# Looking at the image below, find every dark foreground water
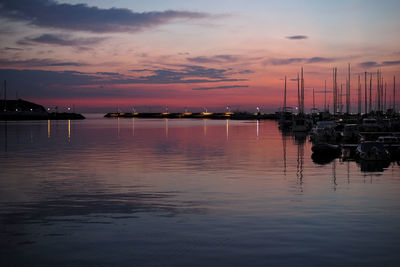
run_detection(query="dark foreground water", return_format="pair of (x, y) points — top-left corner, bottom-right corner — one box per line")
(1, 115), (400, 266)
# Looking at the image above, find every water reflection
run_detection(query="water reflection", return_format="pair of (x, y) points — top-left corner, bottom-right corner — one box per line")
(2, 121), (7, 152)
(282, 132), (287, 176)
(132, 118), (135, 137)
(296, 140), (304, 191)
(68, 119), (71, 141)
(1, 117), (400, 266)
(311, 152), (340, 165)
(47, 119), (50, 138)
(358, 159), (391, 172)
(256, 119), (259, 138)
(226, 119), (229, 141)
(165, 118), (168, 138)
(332, 160), (337, 191)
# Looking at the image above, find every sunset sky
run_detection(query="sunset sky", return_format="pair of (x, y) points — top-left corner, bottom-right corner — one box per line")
(0, 0), (399, 112)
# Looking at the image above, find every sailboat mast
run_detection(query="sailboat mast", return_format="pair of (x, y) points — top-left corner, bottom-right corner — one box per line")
(335, 67), (338, 115)
(341, 83), (343, 114)
(324, 80), (327, 112)
(369, 73), (372, 112)
(358, 74), (361, 115)
(381, 75), (384, 112)
(297, 73), (300, 112)
(384, 82), (387, 112)
(284, 76), (287, 110)
(364, 71), (367, 114)
(394, 76), (396, 112)
(301, 67), (304, 114)
(347, 64), (351, 114)
(333, 68), (336, 115)
(313, 88), (315, 110)
(3, 80), (6, 112)
(377, 70), (380, 112)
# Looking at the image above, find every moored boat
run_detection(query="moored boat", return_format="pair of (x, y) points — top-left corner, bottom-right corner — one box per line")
(356, 141), (390, 161)
(311, 143), (341, 154)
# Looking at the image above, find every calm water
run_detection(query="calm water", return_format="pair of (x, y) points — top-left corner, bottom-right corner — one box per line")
(1, 115), (400, 266)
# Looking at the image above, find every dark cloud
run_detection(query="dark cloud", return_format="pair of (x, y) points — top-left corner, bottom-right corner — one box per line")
(0, 0), (211, 33)
(237, 69), (254, 74)
(267, 57), (305, 65)
(286, 35), (308, 40)
(359, 60), (400, 68)
(0, 58), (86, 67)
(96, 72), (121, 76)
(18, 33), (106, 47)
(130, 69), (152, 72)
(0, 66), (248, 98)
(192, 85), (248, 91)
(0, 69), (98, 98)
(359, 61), (379, 68)
(130, 65), (247, 84)
(307, 57), (333, 63)
(265, 57), (334, 66)
(2, 47), (23, 51)
(382, 60), (400, 66)
(187, 54), (240, 64)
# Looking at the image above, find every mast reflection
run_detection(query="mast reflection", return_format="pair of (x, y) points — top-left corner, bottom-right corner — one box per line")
(68, 120), (71, 141)
(165, 118), (168, 138)
(256, 120), (259, 139)
(3, 121), (7, 152)
(132, 118), (135, 137)
(226, 119), (229, 141)
(117, 117), (120, 138)
(296, 140), (304, 191)
(282, 132), (287, 176)
(47, 119), (51, 138)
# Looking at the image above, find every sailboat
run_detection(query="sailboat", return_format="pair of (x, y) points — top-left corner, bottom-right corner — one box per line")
(279, 76), (294, 130)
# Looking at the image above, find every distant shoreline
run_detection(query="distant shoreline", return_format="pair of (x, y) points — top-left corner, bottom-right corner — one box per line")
(104, 112), (278, 120)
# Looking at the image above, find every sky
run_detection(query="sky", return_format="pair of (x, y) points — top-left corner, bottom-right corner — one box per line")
(0, 0), (399, 113)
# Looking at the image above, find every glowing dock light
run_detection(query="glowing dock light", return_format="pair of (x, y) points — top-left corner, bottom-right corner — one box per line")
(202, 107), (213, 116)
(225, 106), (233, 116)
(162, 106), (170, 115)
(183, 107), (192, 115)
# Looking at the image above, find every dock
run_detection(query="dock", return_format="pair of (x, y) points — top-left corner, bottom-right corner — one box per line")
(104, 112), (278, 120)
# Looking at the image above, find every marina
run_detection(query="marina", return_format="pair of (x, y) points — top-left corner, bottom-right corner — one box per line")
(1, 0), (400, 265)
(1, 116), (400, 266)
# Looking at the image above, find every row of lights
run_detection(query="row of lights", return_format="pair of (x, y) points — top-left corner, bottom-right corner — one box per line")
(127, 106), (263, 114)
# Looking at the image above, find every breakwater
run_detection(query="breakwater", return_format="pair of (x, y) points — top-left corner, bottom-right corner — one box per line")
(104, 112), (278, 120)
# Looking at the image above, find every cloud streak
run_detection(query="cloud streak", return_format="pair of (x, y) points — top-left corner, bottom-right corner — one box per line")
(18, 34), (106, 47)
(0, 58), (86, 67)
(0, 67), (249, 100)
(0, 0), (211, 33)
(192, 85), (248, 91)
(359, 60), (400, 68)
(187, 54), (240, 64)
(130, 65), (247, 84)
(286, 35), (308, 40)
(265, 57), (334, 65)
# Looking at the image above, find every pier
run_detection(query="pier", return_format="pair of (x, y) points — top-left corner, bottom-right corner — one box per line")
(104, 112), (278, 120)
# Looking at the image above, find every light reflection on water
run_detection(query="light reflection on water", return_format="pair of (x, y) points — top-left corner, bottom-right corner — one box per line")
(1, 115), (400, 266)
